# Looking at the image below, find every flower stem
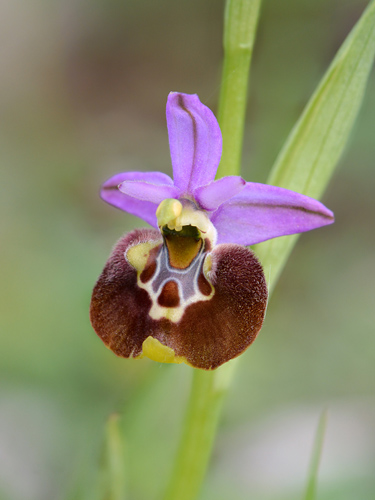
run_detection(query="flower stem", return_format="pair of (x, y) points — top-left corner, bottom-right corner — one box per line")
(162, 1), (375, 498)
(162, 2), (262, 500)
(162, 363), (236, 500)
(216, 0), (262, 178)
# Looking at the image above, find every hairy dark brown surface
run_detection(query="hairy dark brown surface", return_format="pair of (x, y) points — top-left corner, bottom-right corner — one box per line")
(90, 229), (161, 357)
(90, 230), (268, 369)
(167, 244), (268, 369)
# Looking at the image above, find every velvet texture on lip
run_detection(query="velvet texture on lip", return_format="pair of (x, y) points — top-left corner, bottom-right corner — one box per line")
(90, 92), (334, 370)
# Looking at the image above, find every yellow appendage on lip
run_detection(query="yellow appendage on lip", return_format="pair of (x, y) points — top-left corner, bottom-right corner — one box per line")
(138, 336), (186, 364)
(126, 241), (160, 272)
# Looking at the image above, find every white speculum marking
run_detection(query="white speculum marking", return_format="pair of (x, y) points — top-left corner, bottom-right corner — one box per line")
(127, 199), (217, 323)
(139, 241), (213, 323)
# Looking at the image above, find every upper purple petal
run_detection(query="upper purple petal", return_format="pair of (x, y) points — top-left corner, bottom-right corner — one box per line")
(101, 171), (174, 227)
(194, 176), (246, 211)
(166, 92), (222, 195)
(211, 182), (334, 245)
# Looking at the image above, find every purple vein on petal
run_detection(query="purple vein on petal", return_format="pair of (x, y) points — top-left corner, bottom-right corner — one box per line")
(211, 182), (334, 246)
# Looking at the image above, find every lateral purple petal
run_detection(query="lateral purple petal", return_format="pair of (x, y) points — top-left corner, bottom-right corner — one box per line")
(166, 92), (222, 195)
(194, 176), (246, 211)
(101, 171), (174, 227)
(211, 183), (334, 245)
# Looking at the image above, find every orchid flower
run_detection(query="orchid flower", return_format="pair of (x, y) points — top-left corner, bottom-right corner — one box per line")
(90, 92), (333, 370)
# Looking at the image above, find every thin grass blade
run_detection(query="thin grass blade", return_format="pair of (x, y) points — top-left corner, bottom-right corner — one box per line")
(98, 413), (127, 500)
(304, 410), (328, 500)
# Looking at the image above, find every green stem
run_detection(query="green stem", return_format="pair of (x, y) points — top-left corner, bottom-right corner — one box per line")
(163, 364), (236, 500)
(162, 2), (375, 499)
(217, 0), (262, 178)
(162, 2), (262, 500)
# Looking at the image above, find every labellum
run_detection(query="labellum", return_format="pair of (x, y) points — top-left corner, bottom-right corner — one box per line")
(90, 198), (268, 369)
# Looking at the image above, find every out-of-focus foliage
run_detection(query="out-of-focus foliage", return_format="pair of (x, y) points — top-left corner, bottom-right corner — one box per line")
(0, 1), (374, 500)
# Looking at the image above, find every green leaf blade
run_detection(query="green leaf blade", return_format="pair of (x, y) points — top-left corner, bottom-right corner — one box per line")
(270, 0), (375, 197)
(256, 0), (375, 289)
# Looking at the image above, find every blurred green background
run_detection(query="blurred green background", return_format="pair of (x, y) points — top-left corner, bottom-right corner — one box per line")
(1, 0), (374, 499)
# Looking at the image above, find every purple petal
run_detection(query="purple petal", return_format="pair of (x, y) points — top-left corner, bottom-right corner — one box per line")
(194, 176), (246, 211)
(166, 92), (222, 195)
(119, 180), (180, 204)
(211, 183), (334, 245)
(101, 171), (174, 227)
